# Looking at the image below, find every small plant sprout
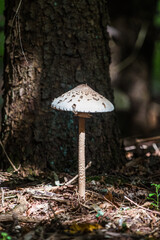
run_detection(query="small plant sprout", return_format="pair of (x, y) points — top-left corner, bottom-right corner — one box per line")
(147, 183), (160, 210)
(51, 84), (114, 199)
(0, 232), (11, 240)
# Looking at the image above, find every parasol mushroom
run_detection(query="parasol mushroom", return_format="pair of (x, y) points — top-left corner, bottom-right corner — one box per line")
(51, 84), (114, 199)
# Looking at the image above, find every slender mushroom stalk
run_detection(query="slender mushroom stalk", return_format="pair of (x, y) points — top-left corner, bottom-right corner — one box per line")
(51, 84), (114, 199)
(78, 116), (85, 198)
(77, 113), (91, 199)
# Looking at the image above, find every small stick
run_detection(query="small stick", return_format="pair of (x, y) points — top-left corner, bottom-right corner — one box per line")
(1, 188), (4, 207)
(4, 195), (18, 199)
(65, 161), (92, 186)
(136, 136), (160, 143)
(124, 195), (160, 215)
(152, 143), (160, 155)
(0, 214), (43, 223)
(32, 195), (68, 203)
(103, 196), (119, 209)
(0, 140), (19, 172)
(86, 190), (119, 209)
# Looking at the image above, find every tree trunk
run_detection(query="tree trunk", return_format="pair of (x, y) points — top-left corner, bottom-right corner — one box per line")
(1, 0), (125, 173)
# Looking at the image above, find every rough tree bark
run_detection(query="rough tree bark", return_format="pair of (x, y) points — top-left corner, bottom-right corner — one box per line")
(1, 0), (125, 173)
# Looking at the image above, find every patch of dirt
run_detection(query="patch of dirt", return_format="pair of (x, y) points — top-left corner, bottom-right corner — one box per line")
(0, 136), (160, 239)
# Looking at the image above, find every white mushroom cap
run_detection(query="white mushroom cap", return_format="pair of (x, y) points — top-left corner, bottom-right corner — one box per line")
(51, 84), (114, 113)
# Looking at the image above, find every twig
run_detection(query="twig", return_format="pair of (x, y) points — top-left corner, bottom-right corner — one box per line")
(0, 140), (19, 171)
(124, 195), (160, 215)
(136, 135), (160, 143)
(125, 145), (136, 151)
(1, 188), (4, 207)
(104, 231), (136, 238)
(80, 202), (92, 210)
(86, 190), (119, 209)
(103, 195), (119, 210)
(32, 195), (68, 203)
(152, 143), (160, 155)
(64, 161), (92, 186)
(149, 227), (160, 235)
(0, 214), (43, 223)
(4, 195), (18, 199)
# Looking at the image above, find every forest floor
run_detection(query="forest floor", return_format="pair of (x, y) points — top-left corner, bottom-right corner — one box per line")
(0, 136), (160, 240)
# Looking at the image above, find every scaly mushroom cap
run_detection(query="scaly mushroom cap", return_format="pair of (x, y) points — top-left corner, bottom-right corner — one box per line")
(51, 84), (114, 113)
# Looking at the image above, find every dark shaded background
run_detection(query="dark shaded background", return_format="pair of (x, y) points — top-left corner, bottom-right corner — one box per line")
(0, 0), (160, 137)
(108, 0), (160, 137)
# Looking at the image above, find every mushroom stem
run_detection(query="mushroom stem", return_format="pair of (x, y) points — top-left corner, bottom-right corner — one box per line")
(78, 116), (86, 199)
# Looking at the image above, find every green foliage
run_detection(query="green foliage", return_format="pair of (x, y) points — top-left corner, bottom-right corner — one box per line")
(154, 0), (160, 27)
(0, 0), (4, 18)
(152, 41), (160, 95)
(0, 232), (11, 240)
(152, 0), (160, 95)
(147, 183), (160, 210)
(121, 222), (128, 232)
(0, 32), (4, 57)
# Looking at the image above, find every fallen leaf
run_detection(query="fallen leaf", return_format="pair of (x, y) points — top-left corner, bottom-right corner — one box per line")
(65, 223), (102, 234)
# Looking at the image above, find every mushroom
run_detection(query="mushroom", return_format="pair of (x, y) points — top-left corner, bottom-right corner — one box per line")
(51, 84), (114, 199)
